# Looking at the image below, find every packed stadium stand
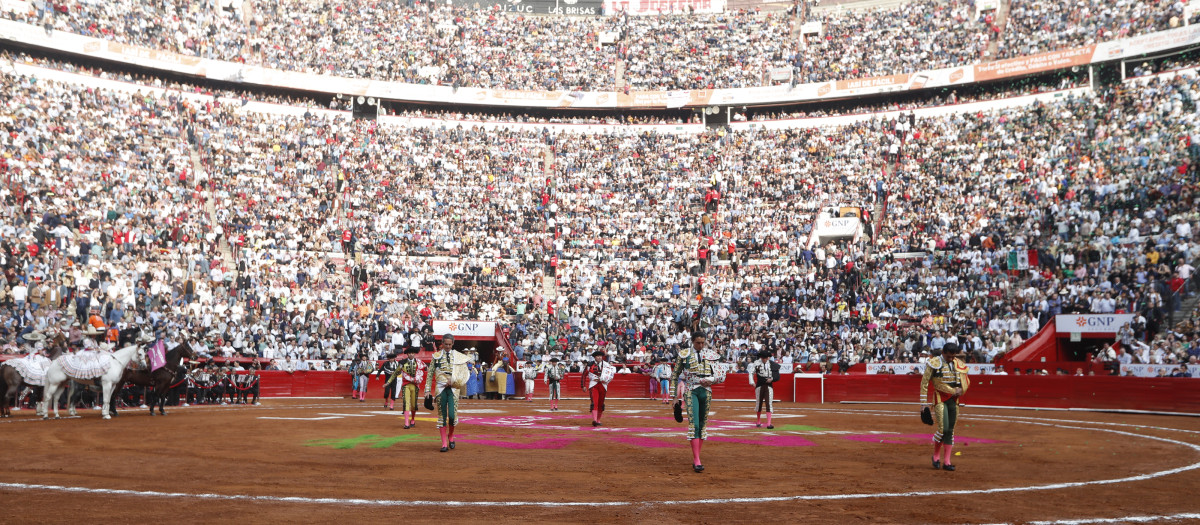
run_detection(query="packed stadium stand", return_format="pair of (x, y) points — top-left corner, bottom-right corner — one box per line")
(0, 0), (1197, 386)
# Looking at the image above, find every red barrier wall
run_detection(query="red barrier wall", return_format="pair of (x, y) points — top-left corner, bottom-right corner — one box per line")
(823, 374), (1200, 413)
(258, 372), (1200, 413)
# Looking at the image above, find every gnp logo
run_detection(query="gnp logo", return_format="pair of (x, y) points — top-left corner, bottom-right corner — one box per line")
(449, 322), (480, 332)
(1075, 316), (1118, 327)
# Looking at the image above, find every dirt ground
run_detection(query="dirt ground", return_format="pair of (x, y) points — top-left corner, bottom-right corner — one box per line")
(1, 398), (1198, 524)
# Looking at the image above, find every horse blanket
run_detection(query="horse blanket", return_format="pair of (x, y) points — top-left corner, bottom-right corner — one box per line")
(59, 351), (113, 379)
(149, 340), (166, 372)
(6, 354), (51, 386)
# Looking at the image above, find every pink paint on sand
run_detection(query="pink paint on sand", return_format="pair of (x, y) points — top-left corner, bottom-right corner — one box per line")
(841, 434), (1009, 445)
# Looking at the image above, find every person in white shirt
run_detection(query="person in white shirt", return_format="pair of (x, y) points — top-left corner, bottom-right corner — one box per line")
(520, 360), (540, 402)
(1179, 262), (1195, 281)
(12, 283), (28, 310)
(1176, 221), (1192, 239)
(282, 356), (298, 373)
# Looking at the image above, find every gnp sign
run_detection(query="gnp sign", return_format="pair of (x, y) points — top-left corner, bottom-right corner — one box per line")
(1053, 314), (1133, 334)
(433, 320), (497, 338)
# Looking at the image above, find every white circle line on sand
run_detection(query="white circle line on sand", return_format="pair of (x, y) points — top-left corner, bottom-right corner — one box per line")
(978, 512), (1200, 525)
(1, 419), (1198, 507)
(1033, 512), (1200, 524)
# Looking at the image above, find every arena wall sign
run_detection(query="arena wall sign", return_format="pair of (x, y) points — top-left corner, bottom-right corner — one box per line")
(449, 0), (603, 16)
(605, 0), (726, 15)
(1053, 314), (1135, 334)
(431, 320), (497, 338)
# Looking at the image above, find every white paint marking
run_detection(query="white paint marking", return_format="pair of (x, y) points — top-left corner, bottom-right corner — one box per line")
(0, 416), (81, 424)
(256, 416), (342, 421)
(1022, 513), (1200, 524)
(318, 413), (376, 418)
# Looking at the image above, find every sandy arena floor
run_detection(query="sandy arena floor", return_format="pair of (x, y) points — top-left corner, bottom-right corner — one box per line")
(1, 398), (1198, 524)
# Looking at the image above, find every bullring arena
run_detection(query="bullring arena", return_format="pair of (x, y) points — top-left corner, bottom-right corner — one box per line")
(6, 0), (1200, 521)
(2, 376), (1199, 524)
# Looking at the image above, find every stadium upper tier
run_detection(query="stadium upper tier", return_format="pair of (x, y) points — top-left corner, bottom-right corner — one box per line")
(0, 0), (1194, 104)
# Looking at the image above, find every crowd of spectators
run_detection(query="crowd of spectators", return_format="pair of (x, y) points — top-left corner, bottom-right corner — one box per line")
(997, 0), (1183, 60)
(0, 0), (1184, 91)
(0, 54), (1198, 378)
(796, 0), (993, 84)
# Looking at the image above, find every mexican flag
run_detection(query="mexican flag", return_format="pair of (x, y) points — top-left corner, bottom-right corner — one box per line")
(1007, 249), (1039, 270)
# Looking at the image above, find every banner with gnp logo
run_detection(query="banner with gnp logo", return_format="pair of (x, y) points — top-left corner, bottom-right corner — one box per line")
(1053, 314), (1134, 334)
(432, 320), (497, 338)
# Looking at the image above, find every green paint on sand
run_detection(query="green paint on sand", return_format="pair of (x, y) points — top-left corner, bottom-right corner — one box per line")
(305, 434), (439, 449)
(775, 425), (830, 432)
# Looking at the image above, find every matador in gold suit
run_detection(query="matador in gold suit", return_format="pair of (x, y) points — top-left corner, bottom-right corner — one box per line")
(398, 347), (425, 429)
(671, 333), (726, 473)
(920, 343), (970, 471)
(424, 334), (462, 453)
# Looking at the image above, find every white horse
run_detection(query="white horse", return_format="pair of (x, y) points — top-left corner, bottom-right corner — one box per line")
(42, 344), (146, 420)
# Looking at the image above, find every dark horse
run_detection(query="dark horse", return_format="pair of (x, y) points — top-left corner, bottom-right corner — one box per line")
(110, 339), (197, 417)
(0, 334), (67, 418)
